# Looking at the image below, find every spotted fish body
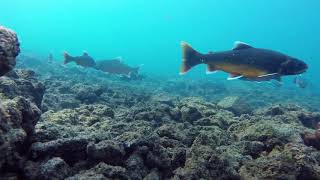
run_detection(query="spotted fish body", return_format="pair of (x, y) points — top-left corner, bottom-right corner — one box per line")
(95, 58), (140, 77)
(180, 41), (308, 81)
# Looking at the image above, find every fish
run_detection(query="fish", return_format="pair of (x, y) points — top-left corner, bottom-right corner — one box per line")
(95, 57), (141, 77)
(63, 51), (96, 68)
(179, 41), (308, 82)
(48, 53), (53, 63)
(293, 75), (308, 88)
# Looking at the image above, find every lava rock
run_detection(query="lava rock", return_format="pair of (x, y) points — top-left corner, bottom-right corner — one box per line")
(0, 26), (20, 76)
(87, 140), (126, 165)
(0, 97), (41, 173)
(239, 143), (320, 180)
(0, 68), (44, 177)
(30, 137), (90, 164)
(126, 152), (149, 179)
(39, 157), (71, 180)
(67, 163), (128, 180)
(180, 106), (202, 123)
(0, 69), (45, 107)
(218, 96), (252, 115)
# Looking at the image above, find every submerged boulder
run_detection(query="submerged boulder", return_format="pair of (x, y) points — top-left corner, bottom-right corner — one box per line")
(30, 137), (90, 165)
(239, 143), (320, 180)
(0, 72), (44, 177)
(1, 69), (45, 107)
(218, 96), (252, 115)
(39, 157), (72, 180)
(87, 140), (126, 165)
(0, 26), (20, 76)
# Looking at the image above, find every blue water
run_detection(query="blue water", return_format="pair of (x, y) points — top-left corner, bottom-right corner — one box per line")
(1, 0), (319, 80)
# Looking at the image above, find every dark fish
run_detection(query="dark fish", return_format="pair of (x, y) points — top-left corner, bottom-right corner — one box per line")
(63, 52), (96, 68)
(95, 58), (141, 77)
(180, 41), (308, 82)
(293, 76), (308, 88)
(48, 53), (53, 63)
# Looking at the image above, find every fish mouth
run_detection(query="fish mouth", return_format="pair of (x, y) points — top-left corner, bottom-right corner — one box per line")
(296, 69), (307, 74)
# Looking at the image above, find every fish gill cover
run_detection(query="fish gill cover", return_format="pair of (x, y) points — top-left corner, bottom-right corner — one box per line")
(1, 0), (320, 179)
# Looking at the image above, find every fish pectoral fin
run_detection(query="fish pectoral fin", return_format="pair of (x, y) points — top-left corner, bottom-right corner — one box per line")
(206, 64), (218, 74)
(83, 51), (89, 56)
(270, 80), (283, 87)
(227, 73), (244, 80)
(232, 41), (253, 50)
(274, 76), (282, 82)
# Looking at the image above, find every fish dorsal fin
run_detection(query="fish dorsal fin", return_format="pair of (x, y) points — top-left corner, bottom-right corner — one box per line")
(114, 56), (123, 62)
(233, 41), (253, 50)
(83, 51), (89, 56)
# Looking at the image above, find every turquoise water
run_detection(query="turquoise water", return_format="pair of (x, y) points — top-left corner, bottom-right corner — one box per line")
(1, 0), (319, 79)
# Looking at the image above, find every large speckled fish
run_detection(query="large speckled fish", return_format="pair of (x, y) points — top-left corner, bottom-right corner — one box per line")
(95, 58), (141, 77)
(180, 41), (308, 82)
(63, 52), (96, 68)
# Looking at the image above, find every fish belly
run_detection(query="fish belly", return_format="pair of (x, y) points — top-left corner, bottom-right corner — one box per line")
(214, 62), (267, 77)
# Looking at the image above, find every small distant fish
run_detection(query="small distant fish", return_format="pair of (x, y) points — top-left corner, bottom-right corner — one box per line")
(48, 53), (53, 63)
(63, 51), (96, 68)
(180, 41), (308, 82)
(293, 76), (308, 88)
(95, 58), (141, 77)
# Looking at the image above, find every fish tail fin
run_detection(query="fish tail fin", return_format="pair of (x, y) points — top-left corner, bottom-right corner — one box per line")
(133, 64), (144, 74)
(180, 41), (203, 75)
(63, 52), (73, 64)
(137, 64), (144, 71)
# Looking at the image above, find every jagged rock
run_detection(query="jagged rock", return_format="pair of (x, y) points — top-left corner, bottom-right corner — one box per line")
(239, 143), (320, 180)
(156, 123), (196, 146)
(298, 111), (320, 129)
(23, 160), (41, 180)
(67, 163), (128, 180)
(0, 26), (20, 76)
(41, 93), (80, 112)
(303, 122), (320, 150)
(0, 97), (41, 174)
(2, 47), (320, 180)
(151, 94), (175, 107)
(0, 68), (44, 178)
(144, 169), (160, 180)
(218, 96), (252, 115)
(0, 69), (45, 107)
(71, 84), (104, 104)
(145, 144), (171, 171)
(67, 173), (105, 180)
(229, 113), (305, 152)
(38, 157), (71, 180)
(30, 137), (90, 164)
(35, 104), (114, 142)
(173, 144), (240, 180)
(87, 140), (126, 165)
(180, 106), (202, 123)
(126, 151), (149, 179)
